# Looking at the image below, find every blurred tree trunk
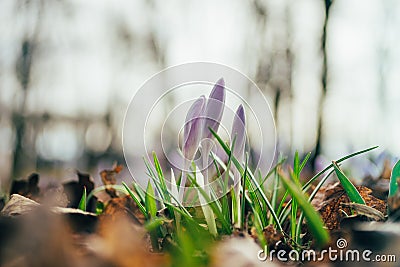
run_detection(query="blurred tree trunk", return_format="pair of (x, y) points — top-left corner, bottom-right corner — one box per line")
(253, 0), (293, 154)
(312, 0), (333, 171)
(11, 1), (43, 179)
(12, 40), (33, 179)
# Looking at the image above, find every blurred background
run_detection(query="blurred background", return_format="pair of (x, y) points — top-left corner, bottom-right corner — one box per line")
(1, 0), (400, 193)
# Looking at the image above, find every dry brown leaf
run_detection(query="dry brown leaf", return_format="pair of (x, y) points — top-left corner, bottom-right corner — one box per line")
(98, 195), (146, 228)
(312, 182), (387, 230)
(1, 194), (40, 216)
(263, 224), (284, 247)
(91, 213), (168, 267)
(100, 164), (123, 198)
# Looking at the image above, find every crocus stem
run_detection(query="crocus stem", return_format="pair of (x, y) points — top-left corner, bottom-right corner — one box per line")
(170, 168), (179, 204)
(178, 161), (189, 203)
(200, 142), (218, 236)
(170, 169), (182, 234)
(230, 105), (246, 228)
(233, 171), (241, 228)
(198, 181), (217, 236)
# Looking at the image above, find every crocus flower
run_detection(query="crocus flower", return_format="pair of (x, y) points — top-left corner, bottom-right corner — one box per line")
(178, 79), (225, 236)
(199, 78), (225, 236)
(179, 95), (206, 201)
(231, 104), (246, 228)
(231, 104), (246, 165)
(179, 78), (225, 207)
(200, 78), (226, 181)
(182, 95), (206, 161)
(200, 78), (225, 236)
(203, 78), (225, 139)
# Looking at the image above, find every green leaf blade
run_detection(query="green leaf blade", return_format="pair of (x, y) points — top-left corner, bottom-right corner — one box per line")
(389, 160), (400, 197)
(332, 161), (365, 205)
(122, 182), (147, 218)
(280, 175), (330, 247)
(78, 186), (87, 212)
(210, 128), (283, 232)
(279, 147), (378, 224)
(145, 181), (158, 218)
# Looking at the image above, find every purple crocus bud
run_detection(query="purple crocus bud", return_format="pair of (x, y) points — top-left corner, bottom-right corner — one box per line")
(231, 104), (246, 164)
(231, 104), (246, 228)
(199, 78), (225, 181)
(203, 78), (225, 139)
(180, 96), (206, 201)
(183, 95), (206, 160)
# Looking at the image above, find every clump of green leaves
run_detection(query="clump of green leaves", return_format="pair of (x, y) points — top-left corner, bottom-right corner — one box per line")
(123, 126), (378, 255)
(118, 77), (380, 261)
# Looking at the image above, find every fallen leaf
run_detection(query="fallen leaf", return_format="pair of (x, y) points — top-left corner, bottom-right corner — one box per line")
(89, 213), (168, 267)
(100, 164), (123, 198)
(1, 194), (40, 216)
(262, 224), (284, 247)
(1, 194), (98, 233)
(312, 182), (387, 230)
(99, 195), (146, 227)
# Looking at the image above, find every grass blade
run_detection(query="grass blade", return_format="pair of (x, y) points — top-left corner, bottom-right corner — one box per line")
(170, 168), (179, 204)
(123, 181), (196, 227)
(145, 181), (158, 218)
(302, 146), (378, 192)
(280, 175), (330, 247)
(241, 154), (249, 229)
(188, 175), (231, 234)
(211, 153), (230, 224)
(269, 167), (280, 225)
(294, 151), (300, 179)
(389, 160), (400, 197)
(122, 182), (147, 218)
(299, 152), (312, 174)
(133, 183), (146, 204)
(210, 128), (283, 232)
(152, 152), (171, 203)
(295, 169), (335, 244)
(260, 157), (287, 186)
(332, 161), (365, 204)
(145, 181), (161, 251)
(279, 146), (378, 223)
(78, 186), (87, 212)
(291, 151), (302, 241)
